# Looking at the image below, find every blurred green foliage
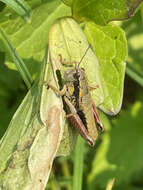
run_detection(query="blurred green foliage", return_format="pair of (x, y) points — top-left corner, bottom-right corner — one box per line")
(0, 0), (143, 190)
(0, 51), (26, 138)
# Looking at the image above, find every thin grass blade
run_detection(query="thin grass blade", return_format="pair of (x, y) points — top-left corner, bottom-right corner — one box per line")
(0, 0), (31, 20)
(126, 61), (143, 87)
(0, 29), (33, 89)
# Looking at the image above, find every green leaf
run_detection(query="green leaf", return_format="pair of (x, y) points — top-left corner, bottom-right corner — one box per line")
(0, 29), (33, 89)
(85, 22), (127, 114)
(0, 49), (64, 189)
(0, 0), (31, 21)
(0, 0), (71, 77)
(88, 101), (143, 189)
(40, 50), (73, 157)
(49, 17), (104, 107)
(56, 120), (78, 156)
(72, 0), (143, 25)
(62, 0), (73, 6)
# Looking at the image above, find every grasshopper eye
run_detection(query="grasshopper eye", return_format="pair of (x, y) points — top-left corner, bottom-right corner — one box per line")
(64, 69), (75, 81)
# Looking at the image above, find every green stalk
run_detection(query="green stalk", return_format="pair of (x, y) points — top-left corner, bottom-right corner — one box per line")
(73, 136), (85, 190)
(62, 160), (72, 190)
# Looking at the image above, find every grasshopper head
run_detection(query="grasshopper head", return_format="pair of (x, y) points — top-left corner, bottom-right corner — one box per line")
(64, 68), (77, 82)
(64, 68), (86, 82)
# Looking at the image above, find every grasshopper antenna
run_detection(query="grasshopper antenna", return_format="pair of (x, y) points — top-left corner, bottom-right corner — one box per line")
(74, 45), (90, 73)
(77, 45), (90, 68)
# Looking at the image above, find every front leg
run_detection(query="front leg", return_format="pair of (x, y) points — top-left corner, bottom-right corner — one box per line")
(59, 54), (78, 67)
(45, 82), (66, 96)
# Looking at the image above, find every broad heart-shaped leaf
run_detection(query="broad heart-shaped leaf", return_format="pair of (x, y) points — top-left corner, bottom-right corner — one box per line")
(87, 101), (143, 189)
(40, 51), (77, 156)
(0, 0), (71, 77)
(72, 0), (143, 25)
(85, 22), (127, 115)
(0, 51), (64, 189)
(49, 17), (104, 106)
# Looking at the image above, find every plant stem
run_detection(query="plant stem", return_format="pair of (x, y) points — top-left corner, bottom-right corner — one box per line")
(73, 136), (85, 190)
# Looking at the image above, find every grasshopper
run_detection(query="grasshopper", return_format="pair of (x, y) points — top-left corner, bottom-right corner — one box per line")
(48, 47), (104, 146)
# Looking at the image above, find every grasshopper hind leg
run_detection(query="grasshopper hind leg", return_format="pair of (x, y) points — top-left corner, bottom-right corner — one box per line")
(91, 100), (104, 132)
(64, 96), (95, 146)
(70, 114), (95, 146)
